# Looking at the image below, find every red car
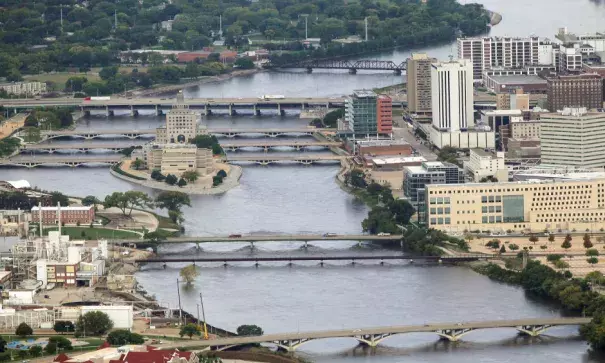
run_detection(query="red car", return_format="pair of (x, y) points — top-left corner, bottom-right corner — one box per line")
(229, 234), (242, 238)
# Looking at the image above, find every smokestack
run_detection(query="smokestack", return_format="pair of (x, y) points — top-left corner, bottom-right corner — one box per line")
(57, 202), (61, 236)
(38, 202), (42, 237)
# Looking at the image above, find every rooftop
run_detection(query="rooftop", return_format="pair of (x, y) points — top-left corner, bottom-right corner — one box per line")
(352, 90), (377, 98)
(31, 206), (92, 211)
(471, 148), (496, 157)
(357, 139), (410, 147)
(428, 175), (605, 189)
(489, 75), (547, 85)
(372, 156), (426, 166)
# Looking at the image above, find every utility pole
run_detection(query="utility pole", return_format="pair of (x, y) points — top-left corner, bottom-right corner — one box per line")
(176, 278), (182, 325)
(301, 14), (309, 40)
(199, 292), (209, 339)
(60, 5), (63, 33)
(364, 17), (368, 41)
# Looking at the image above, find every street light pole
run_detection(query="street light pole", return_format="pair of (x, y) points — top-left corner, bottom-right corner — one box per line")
(199, 292), (208, 339)
(176, 278), (182, 325)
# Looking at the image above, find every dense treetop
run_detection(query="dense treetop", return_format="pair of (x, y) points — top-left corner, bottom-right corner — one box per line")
(0, 0), (488, 76)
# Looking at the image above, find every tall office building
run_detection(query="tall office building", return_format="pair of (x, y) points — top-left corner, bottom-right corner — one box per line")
(457, 36), (553, 81)
(546, 73), (603, 111)
(407, 53), (435, 114)
(156, 92), (207, 144)
(346, 90), (392, 136)
(431, 60), (474, 132)
(541, 108), (605, 169)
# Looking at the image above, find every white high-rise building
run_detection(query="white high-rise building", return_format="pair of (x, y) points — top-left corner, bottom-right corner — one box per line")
(431, 60), (474, 132)
(457, 36), (553, 81)
(541, 108), (605, 169)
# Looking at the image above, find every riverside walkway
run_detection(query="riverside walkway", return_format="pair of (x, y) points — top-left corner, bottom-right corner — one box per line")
(162, 317), (591, 351)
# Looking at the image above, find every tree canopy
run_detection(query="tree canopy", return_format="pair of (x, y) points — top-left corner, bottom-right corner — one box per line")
(103, 191), (152, 216)
(76, 311), (114, 336)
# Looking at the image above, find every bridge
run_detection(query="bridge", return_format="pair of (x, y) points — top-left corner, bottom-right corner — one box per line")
(22, 142), (139, 153)
(277, 59), (407, 75)
(220, 140), (340, 151)
(38, 128), (323, 140)
(0, 97), (346, 116)
(0, 155), (122, 167)
(134, 254), (493, 265)
(225, 154), (346, 165)
(163, 317), (590, 351)
(114, 234), (400, 244)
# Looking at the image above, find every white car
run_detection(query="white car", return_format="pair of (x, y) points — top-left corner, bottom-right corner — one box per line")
(377, 232), (391, 236)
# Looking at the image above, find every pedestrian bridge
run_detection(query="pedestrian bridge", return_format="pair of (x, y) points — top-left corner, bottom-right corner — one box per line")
(168, 317), (590, 352)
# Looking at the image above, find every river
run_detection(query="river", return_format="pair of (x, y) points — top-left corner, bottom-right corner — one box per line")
(4, 1), (605, 361)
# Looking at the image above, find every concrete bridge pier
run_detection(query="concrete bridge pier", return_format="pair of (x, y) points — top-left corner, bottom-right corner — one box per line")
(105, 107), (114, 117)
(130, 107), (139, 117)
(254, 105), (261, 116)
(263, 146), (269, 153)
(306, 67), (313, 73)
(437, 328), (475, 342)
(394, 69), (402, 76)
(196, 243), (201, 250)
(155, 106), (163, 116)
(229, 104), (237, 116)
(349, 68), (357, 74)
(278, 104), (285, 117)
(83, 110), (91, 117)
(303, 241), (308, 249)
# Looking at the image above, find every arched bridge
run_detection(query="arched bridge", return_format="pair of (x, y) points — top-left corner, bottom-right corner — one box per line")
(165, 317), (590, 352)
(277, 59), (407, 75)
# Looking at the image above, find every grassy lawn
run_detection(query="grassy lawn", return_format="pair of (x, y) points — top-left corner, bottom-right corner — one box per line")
(147, 212), (180, 230)
(43, 227), (141, 240)
(24, 73), (100, 91)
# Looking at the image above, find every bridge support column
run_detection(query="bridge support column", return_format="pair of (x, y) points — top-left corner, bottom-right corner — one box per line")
(105, 107), (112, 117)
(303, 241), (308, 249)
(437, 328), (475, 342)
(156, 106), (163, 116)
(517, 325), (552, 337)
(349, 68), (357, 74)
(229, 104), (237, 116)
(306, 67), (313, 73)
(83, 110), (91, 117)
(130, 107), (139, 117)
(250, 241), (255, 250)
(263, 146), (269, 153)
(254, 105), (260, 116)
(196, 243), (201, 250)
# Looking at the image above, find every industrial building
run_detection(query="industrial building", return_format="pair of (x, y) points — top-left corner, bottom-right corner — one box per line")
(0, 82), (47, 96)
(425, 176), (605, 233)
(541, 108), (605, 169)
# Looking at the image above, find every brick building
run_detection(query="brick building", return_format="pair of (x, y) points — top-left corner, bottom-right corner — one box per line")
(547, 73), (603, 111)
(31, 206), (95, 225)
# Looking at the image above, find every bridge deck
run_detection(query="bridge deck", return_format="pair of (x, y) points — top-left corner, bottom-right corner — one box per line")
(164, 317), (591, 349)
(39, 128), (324, 137)
(134, 254), (492, 263)
(114, 234), (399, 243)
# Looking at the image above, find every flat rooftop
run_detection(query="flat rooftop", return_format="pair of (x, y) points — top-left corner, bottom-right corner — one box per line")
(471, 148), (496, 157)
(372, 156), (426, 165)
(489, 75), (547, 85)
(429, 175), (605, 188)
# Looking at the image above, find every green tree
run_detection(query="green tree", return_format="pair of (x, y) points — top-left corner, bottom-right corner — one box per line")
(179, 323), (201, 339)
(561, 239), (572, 251)
(103, 191), (152, 216)
(29, 345), (42, 357)
(234, 57), (255, 69)
(155, 191), (191, 213)
(237, 324), (263, 336)
(177, 178), (187, 187)
(499, 245), (506, 253)
(165, 174), (178, 185)
(508, 244), (519, 251)
(16, 350), (28, 359)
(81, 196), (101, 208)
(53, 320), (75, 334)
(132, 158), (144, 170)
(217, 169), (227, 178)
(212, 175), (223, 187)
(548, 234), (556, 243)
(15, 322), (33, 337)
(587, 249), (600, 257)
(528, 234), (539, 244)
(180, 264), (199, 284)
(346, 169), (366, 188)
(76, 311), (114, 336)
(49, 336), (73, 350)
(584, 233), (594, 248)
(389, 199), (415, 225)
(182, 170), (199, 183)
(50, 191), (70, 206)
(44, 342), (57, 354)
(588, 257), (599, 264)
(107, 330), (145, 345)
(151, 170), (165, 181)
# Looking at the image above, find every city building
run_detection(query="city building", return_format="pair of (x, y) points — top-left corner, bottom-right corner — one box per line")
(496, 90), (530, 110)
(146, 144), (213, 176)
(513, 166), (605, 181)
(31, 205), (95, 225)
(541, 107), (605, 169)
(0, 82), (47, 96)
(510, 117), (541, 140)
(429, 128), (496, 149)
(403, 161), (465, 202)
(457, 36), (554, 81)
(366, 156), (427, 190)
(345, 90), (392, 136)
(142, 92), (215, 178)
(463, 149), (508, 182)
(354, 139), (413, 156)
(546, 73), (603, 111)
(506, 138), (541, 159)
(406, 53), (435, 115)
(484, 74), (548, 93)
(480, 109), (523, 149)
(431, 60), (474, 132)
(156, 92), (207, 144)
(425, 176), (605, 233)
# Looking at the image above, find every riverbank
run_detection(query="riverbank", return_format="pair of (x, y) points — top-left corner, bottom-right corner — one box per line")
(133, 68), (262, 97)
(110, 161), (242, 195)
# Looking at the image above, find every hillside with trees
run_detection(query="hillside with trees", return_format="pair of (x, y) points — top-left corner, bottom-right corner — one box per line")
(0, 0), (489, 80)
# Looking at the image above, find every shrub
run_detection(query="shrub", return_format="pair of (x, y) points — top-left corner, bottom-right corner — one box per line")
(587, 249), (600, 257)
(15, 322), (33, 337)
(546, 254), (564, 262)
(554, 260), (570, 269)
